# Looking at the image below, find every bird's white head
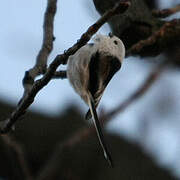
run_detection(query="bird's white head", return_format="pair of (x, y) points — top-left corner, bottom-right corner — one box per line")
(93, 33), (125, 63)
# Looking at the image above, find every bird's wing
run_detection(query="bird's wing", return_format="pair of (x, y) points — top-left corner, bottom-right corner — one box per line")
(86, 52), (121, 120)
(67, 43), (95, 101)
(85, 51), (101, 120)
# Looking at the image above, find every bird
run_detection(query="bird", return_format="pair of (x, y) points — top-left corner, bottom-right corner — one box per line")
(67, 33), (125, 166)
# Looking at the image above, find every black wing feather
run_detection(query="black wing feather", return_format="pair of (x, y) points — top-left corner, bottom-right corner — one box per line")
(86, 53), (121, 120)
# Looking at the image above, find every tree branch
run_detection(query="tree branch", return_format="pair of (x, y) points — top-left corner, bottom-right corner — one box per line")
(23, 0), (57, 96)
(126, 19), (180, 57)
(152, 4), (180, 18)
(0, 1), (130, 134)
(53, 70), (67, 79)
(106, 61), (168, 120)
(37, 126), (95, 180)
(1, 134), (33, 180)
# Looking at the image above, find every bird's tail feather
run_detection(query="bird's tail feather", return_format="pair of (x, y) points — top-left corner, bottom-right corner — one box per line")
(87, 92), (113, 167)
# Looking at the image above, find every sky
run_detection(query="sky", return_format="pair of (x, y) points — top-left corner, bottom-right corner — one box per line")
(0, 0), (180, 177)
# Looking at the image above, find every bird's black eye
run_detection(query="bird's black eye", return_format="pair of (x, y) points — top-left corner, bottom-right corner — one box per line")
(109, 32), (113, 38)
(114, 40), (118, 45)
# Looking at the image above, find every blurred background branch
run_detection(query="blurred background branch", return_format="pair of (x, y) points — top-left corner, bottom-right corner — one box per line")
(106, 60), (168, 120)
(152, 4), (180, 18)
(126, 19), (180, 57)
(1, 134), (33, 180)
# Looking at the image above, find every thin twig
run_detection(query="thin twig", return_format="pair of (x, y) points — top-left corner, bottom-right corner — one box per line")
(37, 61), (167, 179)
(152, 4), (180, 18)
(53, 70), (67, 79)
(1, 134), (33, 180)
(37, 126), (94, 180)
(126, 19), (180, 57)
(0, 1), (130, 134)
(106, 61), (168, 120)
(23, 0), (57, 95)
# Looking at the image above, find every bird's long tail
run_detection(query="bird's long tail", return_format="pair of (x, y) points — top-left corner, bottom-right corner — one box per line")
(87, 92), (113, 167)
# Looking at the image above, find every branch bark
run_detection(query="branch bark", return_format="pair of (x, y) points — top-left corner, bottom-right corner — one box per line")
(23, 0), (57, 96)
(1, 135), (33, 180)
(152, 4), (180, 18)
(106, 60), (168, 120)
(126, 19), (180, 57)
(53, 70), (67, 79)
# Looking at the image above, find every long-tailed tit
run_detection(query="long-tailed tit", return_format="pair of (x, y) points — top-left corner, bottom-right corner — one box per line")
(67, 33), (125, 166)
